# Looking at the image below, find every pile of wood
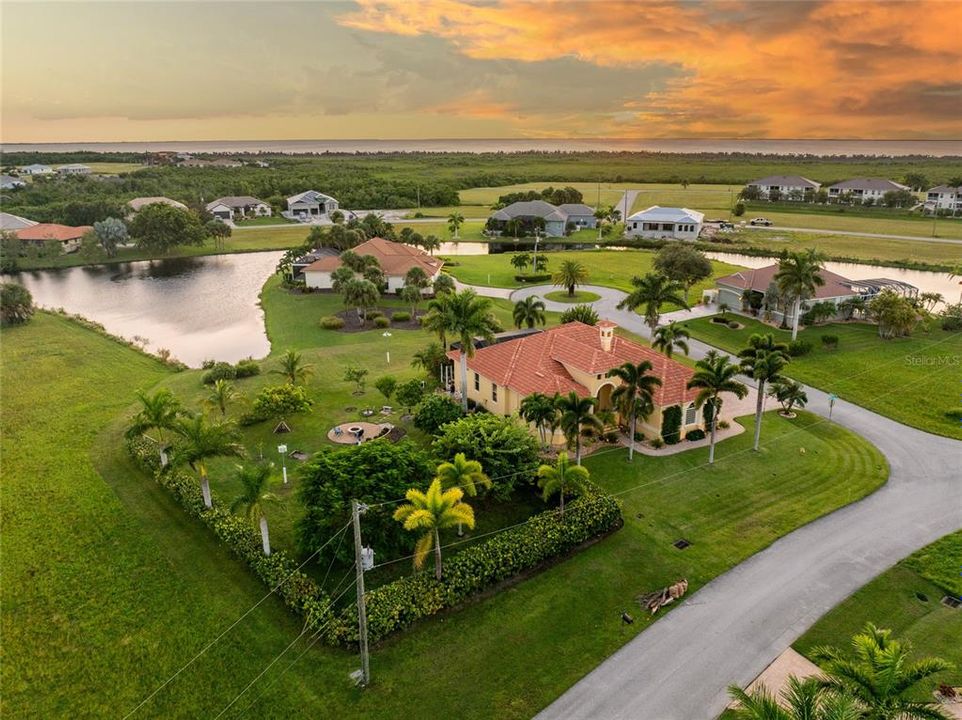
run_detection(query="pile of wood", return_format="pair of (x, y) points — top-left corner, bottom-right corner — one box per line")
(637, 579), (688, 614)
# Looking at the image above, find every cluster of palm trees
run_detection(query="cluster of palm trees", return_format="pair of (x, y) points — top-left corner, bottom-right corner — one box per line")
(593, 205), (622, 240)
(729, 623), (953, 720)
(773, 249), (827, 340)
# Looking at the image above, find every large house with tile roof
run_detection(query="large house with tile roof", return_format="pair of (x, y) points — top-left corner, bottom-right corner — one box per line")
(15, 223), (92, 254)
(302, 237), (443, 293)
(447, 320), (709, 444)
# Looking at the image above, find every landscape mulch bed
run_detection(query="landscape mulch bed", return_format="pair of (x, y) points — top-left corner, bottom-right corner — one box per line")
(334, 308), (424, 333)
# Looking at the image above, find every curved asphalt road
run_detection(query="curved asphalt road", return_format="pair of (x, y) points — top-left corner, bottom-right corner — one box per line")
(469, 281), (962, 719)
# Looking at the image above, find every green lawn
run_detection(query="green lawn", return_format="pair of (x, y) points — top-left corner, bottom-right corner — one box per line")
(545, 289), (602, 303)
(794, 531), (962, 700)
(682, 316), (962, 439)
(233, 215), (298, 226)
(84, 161), (147, 175)
(3, 303), (894, 719)
(742, 206), (962, 241)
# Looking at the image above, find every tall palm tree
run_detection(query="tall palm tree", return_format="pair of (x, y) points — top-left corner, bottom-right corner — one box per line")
(537, 452), (590, 518)
(512, 295), (546, 329)
(618, 272), (689, 336)
(393, 479), (475, 580)
(401, 284), (423, 317)
(421, 234), (441, 256)
(520, 392), (559, 448)
(448, 289), (499, 410)
(728, 676), (862, 720)
(423, 291), (456, 348)
(230, 462), (277, 555)
(204, 379), (239, 417)
(125, 388), (183, 465)
(739, 333), (790, 451)
(812, 623), (953, 720)
(553, 260), (589, 297)
(447, 212), (464, 239)
(608, 361), (662, 462)
(775, 249), (826, 340)
(274, 348), (314, 385)
(652, 322), (691, 359)
(172, 415), (245, 508)
(436, 453), (491, 536)
(556, 391), (602, 464)
(686, 352), (747, 464)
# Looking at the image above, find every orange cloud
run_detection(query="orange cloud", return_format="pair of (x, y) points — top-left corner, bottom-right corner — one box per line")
(339, 0), (962, 138)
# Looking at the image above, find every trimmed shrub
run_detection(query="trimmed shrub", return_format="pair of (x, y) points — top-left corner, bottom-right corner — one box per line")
(391, 311), (411, 323)
(820, 334), (839, 350)
(650, 437), (665, 449)
(685, 428), (706, 442)
(235, 358), (261, 378)
(320, 315), (344, 330)
(202, 361), (236, 385)
(241, 384), (312, 425)
(374, 316), (391, 329)
(944, 408), (962, 422)
(941, 303), (962, 331)
(710, 316), (729, 325)
(727, 321), (740, 329)
(788, 339), (813, 357)
(515, 273), (552, 283)
(718, 420), (731, 430)
(661, 404), (682, 445)
(633, 430), (645, 442)
(368, 310), (385, 321)
(414, 394), (465, 435)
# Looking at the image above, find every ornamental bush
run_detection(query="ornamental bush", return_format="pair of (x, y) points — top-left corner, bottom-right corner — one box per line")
(391, 311), (411, 322)
(820, 334), (839, 350)
(788, 339), (813, 357)
(241, 383), (312, 425)
(661, 404), (682, 445)
(515, 273), (552, 283)
(235, 358), (261, 378)
(685, 428), (706, 441)
(202, 361), (236, 385)
(320, 315), (344, 330)
(374, 316), (391, 328)
(559, 304), (599, 326)
(413, 393), (465, 435)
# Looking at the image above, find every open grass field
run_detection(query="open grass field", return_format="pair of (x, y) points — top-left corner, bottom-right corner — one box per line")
(793, 531), (962, 700)
(233, 215), (298, 226)
(83, 161), (147, 175)
(682, 316), (962, 439)
(1, 311), (890, 718)
(742, 206), (962, 241)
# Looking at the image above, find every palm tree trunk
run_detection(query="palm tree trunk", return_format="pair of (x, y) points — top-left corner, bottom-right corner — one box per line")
(628, 411), (636, 462)
(200, 465), (212, 508)
(559, 484), (565, 518)
(708, 401), (717, 465)
(575, 433), (582, 465)
(568, 283), (575, 297)
(433, 528), (442, 580)
(753, 381), (765, 451)
(791, 296), (801, 340)
(259, 515), (271, 555)
(459, 353), (469, 411)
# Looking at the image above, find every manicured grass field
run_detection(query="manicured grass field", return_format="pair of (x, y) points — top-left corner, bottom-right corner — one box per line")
(233, 215), (297, 226)
(793, 531), (962, 699)
(743, 206), (962, 241)
(84, 161), (147, 174)
(682, 316), (962, 439)
(545, 289), (602, 303)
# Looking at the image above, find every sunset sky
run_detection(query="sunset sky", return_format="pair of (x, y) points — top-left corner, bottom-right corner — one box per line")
(2, 0), (960, 143)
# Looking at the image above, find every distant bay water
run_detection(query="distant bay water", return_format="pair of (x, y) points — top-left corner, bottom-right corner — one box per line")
(4, 138), (961, 156)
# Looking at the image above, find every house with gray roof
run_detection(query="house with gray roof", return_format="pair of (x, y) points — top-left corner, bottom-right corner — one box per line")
(624, 206), (704, 241)
(285, 190), (339, 222)
(488, 200), (596, 237)
(924, 185), (962, 215)
(206, 196), (271, 221)
(0, 211), (39, 231)
(19, 163), (53, 176)
(745, 175), (820, 200)
(827, 178), (910, 204)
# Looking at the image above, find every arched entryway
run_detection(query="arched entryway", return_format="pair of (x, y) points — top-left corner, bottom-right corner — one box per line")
(596, 382), (616, 413)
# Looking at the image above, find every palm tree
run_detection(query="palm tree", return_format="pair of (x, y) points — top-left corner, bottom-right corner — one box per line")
(556, 391), (602, 464)
(608, 361), (662, 462)
(447, 212), (465, 239)
(330, 266), (355, 294)
(204, 379), (239, 417)
(343, 278), (380, 322)
(421, 234), (441, 256)
(775, 249), (826, 340)
(274, 348), (314, 385)
(125, 388), (183, 465)
(739, 334), (790, 452)
(510, 252), (531, 275)
(594, 206), (609, 240)
(812, 623), (953, 720)
(512, 295), (546, 329)
(537, 452), (590, 518)
(553, 260), (589, 297)
(393, 478), (475, 580)
(423, 291), (456, 348)
(728, 676), (862, 720)
(652, 321), (691, 359)
(436, 453), (490, 536)
(230, 462), (277, 555)
(768, 379), (808, 415)
(172, 415), (245, 508)
(520, 392), (559, 448)
(618, 272), (689, 336)
(411, 341), (447, 379)
(686, 352), (747, 464)
(449, 289), (499, 410)
(401, 284), (423, 317)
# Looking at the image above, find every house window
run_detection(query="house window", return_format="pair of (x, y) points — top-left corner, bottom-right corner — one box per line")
(685, 403), (697, 425)
(474, 372), (480, 391)
(492, 383), (498, 402)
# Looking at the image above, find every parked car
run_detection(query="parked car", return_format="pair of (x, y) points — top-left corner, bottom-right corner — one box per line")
(749, 217), (773, 226)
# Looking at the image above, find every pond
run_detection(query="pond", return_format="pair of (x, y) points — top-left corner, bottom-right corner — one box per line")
(11, 251), (283, 367)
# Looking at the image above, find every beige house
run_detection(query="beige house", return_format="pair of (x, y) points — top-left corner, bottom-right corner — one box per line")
(447, 320), (708, 444)
(303, 237), (443, 292)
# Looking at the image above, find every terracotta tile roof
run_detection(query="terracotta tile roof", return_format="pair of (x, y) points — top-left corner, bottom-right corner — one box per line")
(716, 264), (855, 299)
(448, 321), (698, 406)
(15, 223), (91, 241)
(303, 237), (443, 278)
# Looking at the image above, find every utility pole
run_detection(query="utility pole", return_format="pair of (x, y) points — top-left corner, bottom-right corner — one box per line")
(351, 500), (370, 686)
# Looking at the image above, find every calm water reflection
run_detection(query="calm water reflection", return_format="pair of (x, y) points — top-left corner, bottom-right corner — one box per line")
(12, 252), (283, 367)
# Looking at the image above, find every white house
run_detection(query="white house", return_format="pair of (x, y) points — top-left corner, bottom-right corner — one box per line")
(924, 185), (962, 215)
(826, 178), (910, 203)
(286, 190), (339, 221)
(745, 175), (820, 200)
(205, 196), (272, 221)
(624, 206), (704, 241)
(56, 163), (92, 176)
(302, 237), (443, 293)
(19, 164), (53, 176)
(0, 175), (26, 189)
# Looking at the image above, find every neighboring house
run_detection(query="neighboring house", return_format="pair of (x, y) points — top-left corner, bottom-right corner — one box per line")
(19, 164), (54, 176)
(447, 320), (709, 443)
(488, 200), (597, 237)
(286, 190), (340, 221)
(624, 206), (704, 241)
(924, 185), (962, 215)
(209, 158), (243, 168)
(56, 163), (92, 175)
(0, 175), (26, 189)
(302, 237), (443, 292)
(15, 223), (92, 253)
(745, 175), (820, 200)
(205, 196), (272, 221)
(0, 211), (39, 231)
(826, 178), (910, 203)
(126, 196), (188, 214)
(179, 158), (212, 168)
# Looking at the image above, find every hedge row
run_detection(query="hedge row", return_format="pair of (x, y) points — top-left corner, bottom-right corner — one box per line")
(515, 273), (552, 283)
(332, 490), (622, 644)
